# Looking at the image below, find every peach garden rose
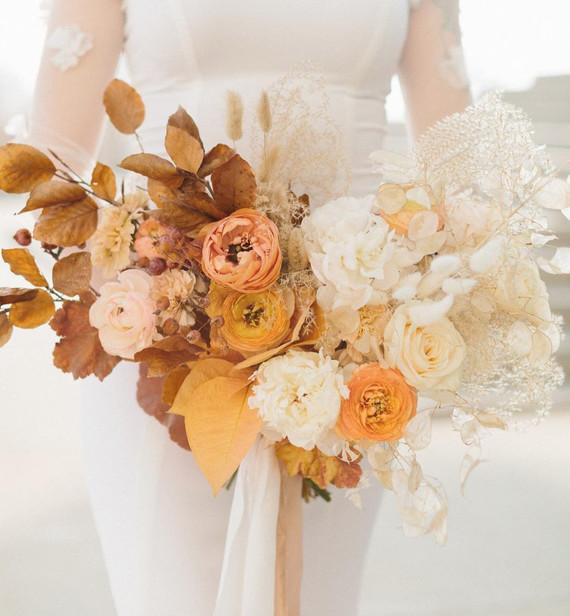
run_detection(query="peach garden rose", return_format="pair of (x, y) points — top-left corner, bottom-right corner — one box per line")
(336, 364), (417, 442)
(201, 208), (282, 293)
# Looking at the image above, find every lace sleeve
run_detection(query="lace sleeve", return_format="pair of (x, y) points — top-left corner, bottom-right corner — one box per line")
(399, 0), (471, 140)
(28, 0), (125, 175)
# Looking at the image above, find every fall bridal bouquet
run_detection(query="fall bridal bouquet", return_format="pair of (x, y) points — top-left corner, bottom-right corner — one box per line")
(1, 74), (569, 544)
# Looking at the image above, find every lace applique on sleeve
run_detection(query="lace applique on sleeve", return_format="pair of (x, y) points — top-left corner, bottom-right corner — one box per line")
(46, 24), (94, 71)
(409, 0), (469, 90)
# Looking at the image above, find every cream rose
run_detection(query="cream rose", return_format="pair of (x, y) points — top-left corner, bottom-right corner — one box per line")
(89, 269), (157, 359)
(383, 303), (466, 391)
(249, 350), (349, 450)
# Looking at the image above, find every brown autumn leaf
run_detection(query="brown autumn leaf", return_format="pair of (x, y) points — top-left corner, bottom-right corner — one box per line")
(178, 189), (228, 220)
(120, 153), (184, 188)
(136, 362), (191, 451)
(198, 144), (235, 178)
(2, 248), (48, 287)
(162, 364), (191, 405)
(167, 107), (203, 149)
(0, 312), (13, 347)
(0, 287), (39, 306)
(51, 296), (120, 380)
(151, 203), (214, 238)
(165, 125), (204, 173)
(211, 154), (257, 213)
(9, 289), (55, 329)
(20, 181), (86, 212)
(275, 442), (361, 490)
(91, 162), (116, 202)
(133, 335), (202, 377)
(33, 196), (98, 247)
(147, 179), (178, 208)
(103, 79), (145, 134)
(0, 143), (56, 193)
(52, 252), (92, 296)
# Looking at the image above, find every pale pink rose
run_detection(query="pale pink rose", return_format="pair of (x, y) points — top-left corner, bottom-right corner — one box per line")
(89, 269), (157, 359)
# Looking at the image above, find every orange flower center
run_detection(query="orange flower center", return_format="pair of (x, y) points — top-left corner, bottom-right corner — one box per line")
(227, 232), (254, 263)
(359, 387), (391, 423)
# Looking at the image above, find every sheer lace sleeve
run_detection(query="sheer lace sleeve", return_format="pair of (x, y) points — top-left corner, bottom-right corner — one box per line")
(29, 0), (125, 175)
(399, 0), (471, 140)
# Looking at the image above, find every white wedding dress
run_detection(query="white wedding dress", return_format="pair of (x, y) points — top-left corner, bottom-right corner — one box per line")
(29, 1), (469, 614)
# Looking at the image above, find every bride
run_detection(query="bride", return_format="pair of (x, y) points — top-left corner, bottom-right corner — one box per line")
(29, 0), (470, 613)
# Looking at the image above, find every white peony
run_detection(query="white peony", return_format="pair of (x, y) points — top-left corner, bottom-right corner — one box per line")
(89, 269), (158, 359)
(249, 350), (349, 450)
(383, 302), (466, 391)
(302, 195), (397, 315)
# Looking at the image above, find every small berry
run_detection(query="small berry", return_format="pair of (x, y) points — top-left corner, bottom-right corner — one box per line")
(148, 258), (167, 276)
(13, 229), (32, 246)
(156, 296), (170, 312)
(162, 318), (179, 336)
(210, 315), (225, 328)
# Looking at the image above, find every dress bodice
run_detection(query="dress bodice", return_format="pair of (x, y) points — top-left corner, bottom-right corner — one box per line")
(122, 0), (410, 195)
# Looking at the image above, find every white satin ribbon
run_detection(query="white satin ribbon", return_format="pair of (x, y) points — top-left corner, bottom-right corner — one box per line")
(213, 436), (282, 616)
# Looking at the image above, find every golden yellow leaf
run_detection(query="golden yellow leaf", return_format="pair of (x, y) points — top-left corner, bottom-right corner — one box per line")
(91, 162), (117, 201)
(162, 364), (191, 406)
(133, 335), (202, 377)
(2, 248), (48, 287)
(0, 287), (39, 306)
(9, 289), (55, 329)
(275, 442), (361, 489)
(33, 196), (98, 247)
(120, 153), (183, 188)
(167, 107), (203, 149)
(198, 144), (235, 178)
(165, 125), (204, 173)
(0, 143), (56, 193)
(52, 252), (92, 296)
(211, 154), (257, 213)
(186, 376), (260, 494)
(0, 312), (13, 347)
(20, 180), (86, 213)
(103, 79), (145, 134)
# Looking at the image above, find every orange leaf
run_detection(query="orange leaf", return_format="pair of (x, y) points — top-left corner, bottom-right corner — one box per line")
(9, 289), (55, 329)
(33, 196), (98, 247)
(103, 79), (145, 134)
(165, 125), (204, 173)
(0, 312), (13, 348)
(0, 143), (56, 193)
(178, 189), (228, 220)
(162, 364), (191, 406)
(90, 162), (117, 201)
(147, 179), (178, 209)
(211, 154), (257, 213)
(120, 153), (183, 188)
(186, 376), (260, 494)
(51, 296), (120, 380)
(20, 180), (86, 212)
(133, 335), (202, 377)
(0, 287), (39, 306)
(52, 252), (92, 296)
(167, 107), (203, 149)
(151, 203), (214, 238)
(198, 144), (235, 178)
(2, 248), (48, 287)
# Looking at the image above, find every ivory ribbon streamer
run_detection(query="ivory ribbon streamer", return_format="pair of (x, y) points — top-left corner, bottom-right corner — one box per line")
(213, 436), (304, 615)
(213, 435), (282, 615)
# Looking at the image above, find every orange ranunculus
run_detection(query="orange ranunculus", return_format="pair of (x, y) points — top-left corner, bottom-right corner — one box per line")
(219, 287), (294, 353)
(336, 364), (417, 442)
(201, 208), (282, 293)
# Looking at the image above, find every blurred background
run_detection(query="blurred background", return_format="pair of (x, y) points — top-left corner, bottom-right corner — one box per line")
(0, 1), (569, 615)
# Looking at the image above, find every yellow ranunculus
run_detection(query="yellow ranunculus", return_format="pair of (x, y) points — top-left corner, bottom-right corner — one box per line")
(219, 286), (294, 353)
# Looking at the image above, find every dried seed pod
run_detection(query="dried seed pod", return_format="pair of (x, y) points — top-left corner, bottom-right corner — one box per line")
(287, 227), (309, 271)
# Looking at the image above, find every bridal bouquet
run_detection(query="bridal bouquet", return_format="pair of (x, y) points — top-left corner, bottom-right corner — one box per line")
(1, 74), (569, 544)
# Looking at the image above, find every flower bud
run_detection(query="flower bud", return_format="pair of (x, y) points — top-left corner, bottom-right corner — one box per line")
(13, 229), (32, 246)
(162, 317), (179, 336)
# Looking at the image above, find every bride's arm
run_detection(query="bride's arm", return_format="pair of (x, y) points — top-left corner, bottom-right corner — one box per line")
(399, 0), (471, 140)
(29, 0), (124, 173)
